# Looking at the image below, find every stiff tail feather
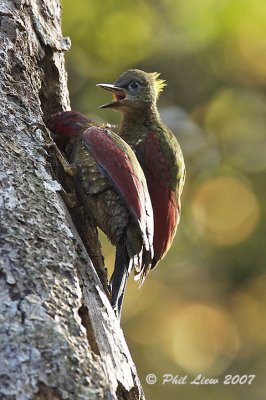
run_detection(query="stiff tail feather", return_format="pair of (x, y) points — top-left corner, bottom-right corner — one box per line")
(110, 241), (133, 319)
(134, 248), (152, 287)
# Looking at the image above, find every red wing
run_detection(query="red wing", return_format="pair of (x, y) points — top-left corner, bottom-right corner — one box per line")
(136, 132), (180, 266)
(46, 115), (153, 256)
(147, 176), (179, 266)
(82, 127), (154, 254)
(46, 111), (93, 137)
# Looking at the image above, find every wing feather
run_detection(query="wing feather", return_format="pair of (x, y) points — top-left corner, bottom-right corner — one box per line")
(46, 111), (94, 137)
(82, 126), (154, 258)
(136, 132), (180, 266)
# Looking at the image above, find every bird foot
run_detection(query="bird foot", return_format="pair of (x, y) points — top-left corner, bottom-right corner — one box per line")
(31, 122), (78, 177)
(60, 189), (79, 208)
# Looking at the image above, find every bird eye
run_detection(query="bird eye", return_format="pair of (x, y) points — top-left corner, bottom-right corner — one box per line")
(128, 81), (140, 90)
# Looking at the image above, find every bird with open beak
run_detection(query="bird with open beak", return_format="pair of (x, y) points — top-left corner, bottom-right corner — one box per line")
(98, 69), (186, 269)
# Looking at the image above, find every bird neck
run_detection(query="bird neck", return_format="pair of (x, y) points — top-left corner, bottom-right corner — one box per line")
(119, 103), (160, 135)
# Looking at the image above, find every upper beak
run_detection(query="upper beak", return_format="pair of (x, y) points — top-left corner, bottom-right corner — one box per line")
(97, 83), (126, 108)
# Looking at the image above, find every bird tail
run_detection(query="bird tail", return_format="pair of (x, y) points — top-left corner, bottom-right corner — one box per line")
(110, 241), (133, 320)
(133, 248), (152, 287)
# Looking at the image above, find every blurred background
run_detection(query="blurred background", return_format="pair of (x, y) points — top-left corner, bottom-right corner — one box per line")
(61, 0), (266, 398)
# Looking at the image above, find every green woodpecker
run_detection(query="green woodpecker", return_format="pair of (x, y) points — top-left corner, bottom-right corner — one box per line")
(98, 69), (186, 268)
(46, 111), (154, 318)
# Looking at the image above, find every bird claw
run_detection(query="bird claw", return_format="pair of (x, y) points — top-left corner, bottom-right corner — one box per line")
(44, 141), (57, 150)
(30, 122), (54, 146)
(60, 189), (79, 208)
(30, 121), (78, 177)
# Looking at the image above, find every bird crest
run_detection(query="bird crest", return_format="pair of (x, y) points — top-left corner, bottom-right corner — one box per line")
(149, 72), (167, 96)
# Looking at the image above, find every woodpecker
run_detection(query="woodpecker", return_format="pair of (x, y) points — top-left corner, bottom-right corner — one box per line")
(46, 111), (154, 318)
(98, 69), (186, 268)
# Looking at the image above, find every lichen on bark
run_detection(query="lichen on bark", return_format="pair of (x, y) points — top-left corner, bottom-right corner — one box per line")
(0, 1), (144, 399)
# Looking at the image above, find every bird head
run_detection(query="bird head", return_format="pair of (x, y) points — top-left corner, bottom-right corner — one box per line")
(97, 69), (166, 113)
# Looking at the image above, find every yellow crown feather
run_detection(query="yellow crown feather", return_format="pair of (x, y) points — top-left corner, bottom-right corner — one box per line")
(149, 72), (167, 96)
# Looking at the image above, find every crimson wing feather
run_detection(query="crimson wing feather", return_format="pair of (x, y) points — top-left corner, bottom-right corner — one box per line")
(47, 113), (154, 286)
(136, 132), (180, 267)
(46, 114), (153, 256)
(82, 127), (154, 255)
(145, 175), (179, 266)
(46, 111), (93, 137)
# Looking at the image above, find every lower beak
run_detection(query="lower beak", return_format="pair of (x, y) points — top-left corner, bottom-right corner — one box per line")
(97, 84), (126, 108)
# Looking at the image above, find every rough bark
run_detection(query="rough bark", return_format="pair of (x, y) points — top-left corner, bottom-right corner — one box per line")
(0, 1), (144, 399)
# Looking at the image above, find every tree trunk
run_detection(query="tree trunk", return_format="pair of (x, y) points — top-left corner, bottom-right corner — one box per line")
(0, 1), (144, 399)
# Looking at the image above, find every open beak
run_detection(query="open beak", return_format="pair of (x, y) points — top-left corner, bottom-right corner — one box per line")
(97, 83), (127, 108)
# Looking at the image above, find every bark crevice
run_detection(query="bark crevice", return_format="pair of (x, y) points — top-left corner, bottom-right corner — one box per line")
(0, 1), (145, 398)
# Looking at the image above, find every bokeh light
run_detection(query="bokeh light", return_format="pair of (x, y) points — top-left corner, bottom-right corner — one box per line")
(61, 0), (266, 398)
(171, 303), (239, 375)
(205, 89), (266, 172)
(231, 274), (266, 355)
(235, 2), (266, 83)
(191, 175), (259, 245)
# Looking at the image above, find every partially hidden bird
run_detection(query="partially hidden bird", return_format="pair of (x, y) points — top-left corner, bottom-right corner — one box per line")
(46, 111), (154, 318)
(97, 69), (186, 268)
